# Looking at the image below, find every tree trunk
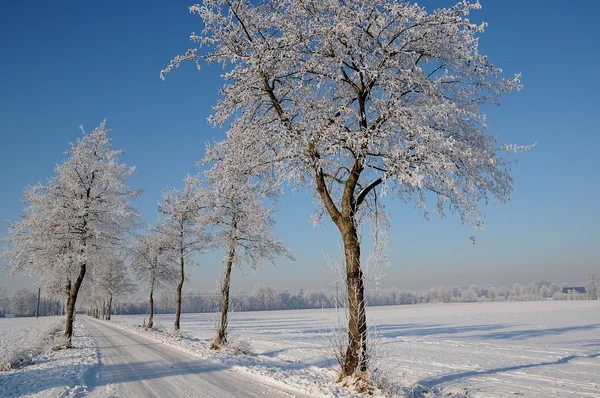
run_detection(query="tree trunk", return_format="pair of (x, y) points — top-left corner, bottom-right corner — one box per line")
(106, 295), (112, 321)
(63, 280), (72, 335)
(146, 277), (155, 330)
(340, 220), (368, 377)
(174, 250), (184, 332)
(64, 263), (86, 347)
(212, 242), (236, 349)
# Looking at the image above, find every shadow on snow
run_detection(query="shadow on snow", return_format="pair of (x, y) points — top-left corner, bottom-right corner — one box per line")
(419, 352), (600, 390)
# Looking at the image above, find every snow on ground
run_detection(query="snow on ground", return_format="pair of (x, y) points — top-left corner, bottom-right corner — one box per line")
(82, 316), (315, 398)
(112, 300), (600, 397)
(109, 314), (359, 397)
(0, 316), (63, 371)
(0, 317), (99, 397)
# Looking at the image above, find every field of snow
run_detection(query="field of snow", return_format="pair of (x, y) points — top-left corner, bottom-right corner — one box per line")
(0, 317), (63, 370)
(112, 300), (600, 397)
(0, 318), (98, 397)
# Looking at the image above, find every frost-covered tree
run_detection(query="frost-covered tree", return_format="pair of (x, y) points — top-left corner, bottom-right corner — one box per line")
(12, 289), (36, 317)
(94, 253), (135, 321)
(163, 0), (524, 376)
(540, 285), (551, 299)
(3, 122), (140, 344)
(201, 142), (293, 349)
(0, 287), (9, 315)
(584, 279), (597, 300)
(130, 232), (178, 330)
(157, 177), (206, 333)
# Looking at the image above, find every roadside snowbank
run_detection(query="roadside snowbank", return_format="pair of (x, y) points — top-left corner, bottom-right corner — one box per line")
(0, 318), (99, 397)
(0, 317), (63, 371)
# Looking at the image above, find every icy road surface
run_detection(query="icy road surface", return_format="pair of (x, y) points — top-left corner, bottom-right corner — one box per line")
(82, 316), (308, 398)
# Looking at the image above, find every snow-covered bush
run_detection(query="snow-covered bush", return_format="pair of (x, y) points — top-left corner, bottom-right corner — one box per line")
(221, 334), (253, 356)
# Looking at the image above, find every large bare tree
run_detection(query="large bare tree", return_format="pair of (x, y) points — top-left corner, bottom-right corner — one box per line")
(163, 0), (525, 376)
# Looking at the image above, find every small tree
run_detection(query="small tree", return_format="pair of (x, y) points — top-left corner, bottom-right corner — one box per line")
(163, 0), (525, 376)
(94, 253), (135, 321)
(584, 279), (597, 300)
(157, 176), (206, 333)
(201, 142), (293, 349)
(130, 232), (177, 330)
(12, 289), (36, 316)
(0, 287), (9, 315)
(3, 122), (140, 344)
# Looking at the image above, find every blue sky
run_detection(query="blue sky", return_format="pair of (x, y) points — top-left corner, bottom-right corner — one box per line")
(1, 0), (598, 295)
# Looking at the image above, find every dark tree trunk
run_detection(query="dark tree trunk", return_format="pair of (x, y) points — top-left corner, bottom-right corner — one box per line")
(106, 295), (112, 321)
(64, 280), (72, 334)
(64, 263), (86, 347)
(211, 242), (236, 349)
(174, 249), (184, 332)
(146, 277), (155, 330)
(340, 222), (367, 376)
(314, 157), (369, 377)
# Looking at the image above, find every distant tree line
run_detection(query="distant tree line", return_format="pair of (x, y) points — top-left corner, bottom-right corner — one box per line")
(0, 287), (63, 317)
(95, 279), (597, 316)
(1, 278), (596, 318)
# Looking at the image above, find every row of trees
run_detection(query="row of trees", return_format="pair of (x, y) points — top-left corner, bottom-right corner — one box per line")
(425, 280), (598, 303)
(4, 0), (529, 379)
(0, 287), (63, 317)
(2, 122), (292, 352)
(126, 141), (293, 348)
(2, 277), (596, 319)
(96, 279), (599, 316)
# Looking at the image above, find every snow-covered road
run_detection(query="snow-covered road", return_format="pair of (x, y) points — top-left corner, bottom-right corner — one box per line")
(82, 316), (308, 398)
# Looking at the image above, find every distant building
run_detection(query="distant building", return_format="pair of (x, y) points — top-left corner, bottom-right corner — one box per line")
(562, 287), (586, 294)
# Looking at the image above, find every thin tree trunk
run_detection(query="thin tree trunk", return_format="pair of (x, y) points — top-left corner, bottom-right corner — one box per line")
(106, 295), (112, 321)
(340, 220), (368, 377)
(64, 263), (86, 347)
(174, 249), (184, 332)
(146, 277), (155, 330)
(212, 242), (236, 349)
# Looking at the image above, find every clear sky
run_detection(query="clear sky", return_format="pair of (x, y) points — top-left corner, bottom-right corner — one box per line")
(1, 0), (598, 296)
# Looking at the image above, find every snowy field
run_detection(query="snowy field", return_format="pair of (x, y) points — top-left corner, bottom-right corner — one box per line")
(112, 300), (600, 397)
(0, 317), (63, 370)
(0, 318), (98, 397)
